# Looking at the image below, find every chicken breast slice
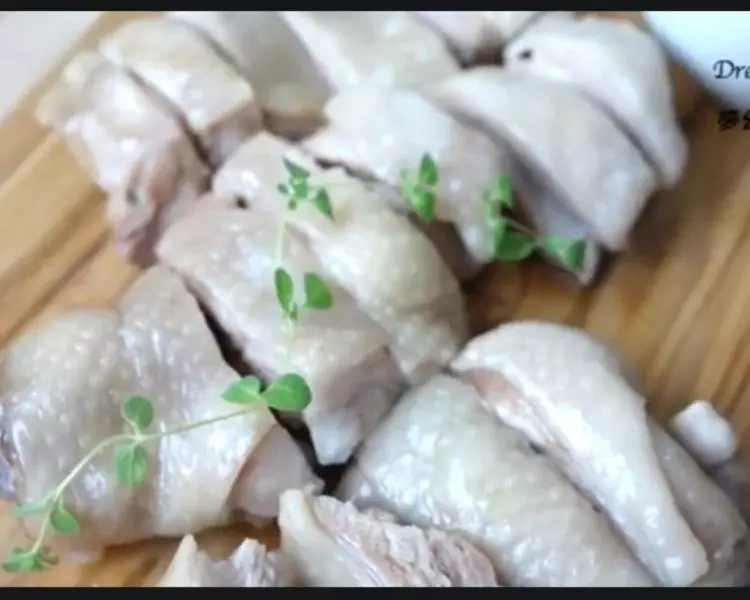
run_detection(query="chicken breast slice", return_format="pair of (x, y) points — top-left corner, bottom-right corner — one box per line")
(166, 11), (331, 139)
(430, 67), (658, 250)
(98, 16), (262, 167)
(451, 321), (709, 586)
(504, 14), (687, 187)
(212, 133), (467, 383)
(157, 205), (406, 466)
(338, 374), (653, 587)
(278, 490), (499, 587)
(35, 51), (210, 266)
(157, 535), (293, 587)
(0, 266), (320, 555)
(413, 11), (555, 62)
(279, 11), (459, 92)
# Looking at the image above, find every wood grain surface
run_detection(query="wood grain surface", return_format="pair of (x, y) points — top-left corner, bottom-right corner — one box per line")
(0, 10), (742, 588)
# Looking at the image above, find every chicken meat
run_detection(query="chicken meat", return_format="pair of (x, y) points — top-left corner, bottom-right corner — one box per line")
(338, 374), (654, 587)
(504, 14), (687, 186)
(157, 535), (293, 587)
(98, 16), (262, 167)
(35, 51), (210, 266)
(167, 11), (331, 139)
(430, 67), (658, 251)
(211, 133), (467, 383)
(280, 11), (459, 92)
(0, 266), (320, 555)
(278, 489), (499, 587)
(157, 205), (406, 466)
(452, 321), (748, 586)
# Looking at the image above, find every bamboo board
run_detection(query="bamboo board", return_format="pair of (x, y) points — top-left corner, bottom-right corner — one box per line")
(0, 11), (746, 587)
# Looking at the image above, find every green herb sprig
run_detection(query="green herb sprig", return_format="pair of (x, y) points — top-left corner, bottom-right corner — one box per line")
(2, 374), (311, 574)
(274, 159), (335, 324)
(398, 153), (585, 271)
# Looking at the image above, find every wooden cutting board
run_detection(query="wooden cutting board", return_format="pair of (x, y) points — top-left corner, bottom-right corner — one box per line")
(0, 10), (747, 588)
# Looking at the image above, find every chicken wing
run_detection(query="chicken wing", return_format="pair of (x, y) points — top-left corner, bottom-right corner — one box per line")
(338, 374), (653, 587)
(157, 205), (406, 466)
(0, 267), (320, 555)
(99, 16), (262, 167)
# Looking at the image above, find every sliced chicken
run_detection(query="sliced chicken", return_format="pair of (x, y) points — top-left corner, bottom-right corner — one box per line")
(504, 14), (687, 186)
(280, 11), (459, 92)
(212, 133), (467, 383)
(451, 321), (714, 586)
(35, 51), (210, 266)
(157, 206), (406, 466)
(158, 535), (293, 587)
(413, 11), (555, 62)
(278, 490), (499, 587)
(338, 374), (654, 587)
(167, 11), (331, 139)
(430, 67), (658, 251)
(0, 267), (320, 555)
(98, 17), (262, 167)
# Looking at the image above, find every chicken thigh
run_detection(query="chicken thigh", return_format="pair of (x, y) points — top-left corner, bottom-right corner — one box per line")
(212, 133), (467, 383)
(0, 267), (319, 555)
(99, 16), (262, 167)
(278, 490), (499, 587)
(338, 374), (654, 587)
(157, 206), (406, 466)
(35, 51), (210, 266)
(167, 11), (331, 139)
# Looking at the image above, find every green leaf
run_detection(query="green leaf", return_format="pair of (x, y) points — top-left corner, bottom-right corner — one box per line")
(290, 178), (309, 198)
(488, 218), (507, 257)
(114, 444), (149, 488)
(274, 267), (297, 321)
(312, 189), (334, 221)
(303, 273), (334, 310)
(276, 183), (289, 195)
(10, 499), (49, 517)
(541, 235), (586, 270)
(262, 373), (311, 412)
(222, 376), (263, 405)
(50, 503), (81, 535)
(2, 548), (37, 573)
(492, 230), (536, 262)
(121, 396), (154, 431)
(282, 158), (310, 181)
(418, 154), (439, 185)
(409, 188), (437, 222)
(494, 175), (513, 207)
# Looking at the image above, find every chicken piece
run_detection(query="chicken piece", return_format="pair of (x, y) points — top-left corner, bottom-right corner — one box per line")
(166, 11), (330, 139)
(504, 14), (687, 187)
(157, 535), (293, 587)
(279, 11), (459, 92)
(451, 321), (710, 586)
(99, 17), (262, 167)
(0, 267), (320, 555)
(413, 11), (557, 62)
(157, 206), (406, 466)
(338, 374), (654, 587)
(35, 51), (210, 266)
(278, 490), (499, 587)
(212, 133), (467, 383)
(430, 67), (658, 251)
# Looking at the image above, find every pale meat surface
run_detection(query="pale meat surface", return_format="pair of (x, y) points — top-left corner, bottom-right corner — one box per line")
(0, 267), (319, 554)
(303, 87), (508, 268)
(452, 321), (710, 586)
(504, 14), (687, 186)
(280, 11), (459, 92)
(98, 17), (262, 167)
(212, 133), (467, 383)
(158, 535), (292, 587)
(167, 11), (331, 139)
(157, 206), (406, 466)
(338, 375), (654, 587)
(278, 490), (499, 587)
(35, 51), (210, 266)
(430, 67), (658, 250)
